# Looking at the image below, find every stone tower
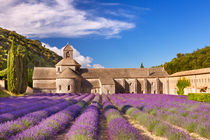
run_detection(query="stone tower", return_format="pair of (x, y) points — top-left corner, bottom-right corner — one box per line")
(55, 44), (81, 74)
(63, 44), (73, 59)
(55, 44), (81, 93)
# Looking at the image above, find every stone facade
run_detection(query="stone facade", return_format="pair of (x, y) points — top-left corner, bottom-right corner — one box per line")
(168, 69), (210, 95)
(0, 80), (5, 89)
(33, 44), (210, 95)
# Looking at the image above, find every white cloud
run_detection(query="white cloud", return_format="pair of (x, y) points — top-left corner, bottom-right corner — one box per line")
(42, 42), (104, 68)
(0, 0), (135, 38)
(92, 64), (104, 68)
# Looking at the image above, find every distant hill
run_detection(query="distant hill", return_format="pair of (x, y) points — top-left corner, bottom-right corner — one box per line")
(157, 46), (210, 74)
(0, 27), (62, 70)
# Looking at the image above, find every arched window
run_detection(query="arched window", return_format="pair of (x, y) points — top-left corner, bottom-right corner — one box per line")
(59, 85), (61, 91)
(66, 52), (70, 58)
(68, 85), (71, 91)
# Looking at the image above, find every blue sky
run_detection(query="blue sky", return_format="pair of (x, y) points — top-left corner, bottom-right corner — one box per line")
(1, 0), (210, 68)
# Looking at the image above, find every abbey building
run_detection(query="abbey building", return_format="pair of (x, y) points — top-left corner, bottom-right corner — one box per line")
(33, 44), (210, 94)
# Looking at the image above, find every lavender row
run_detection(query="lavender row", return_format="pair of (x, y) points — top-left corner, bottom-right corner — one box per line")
(0, 98), (48, 114)
(65, 94), (100, 140)
(0, 95), (75, 123)
(0, 94), (71, 114)
(110, 95), (194, 140)
(11, 94), (95, 140)
(102, 95), (141, 140)
(129, 107), (195, 140)
(109, 94), (210, 138)
(0, 95), (81, 139)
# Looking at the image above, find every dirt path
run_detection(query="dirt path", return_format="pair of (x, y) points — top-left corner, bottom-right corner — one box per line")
(98, 108), (109, 140)
(123, 114), (167, 140)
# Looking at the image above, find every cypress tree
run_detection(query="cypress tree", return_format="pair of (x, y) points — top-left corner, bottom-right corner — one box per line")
(17, 45), (28, 93)
(7, 39), (16, 92)
(140, 63), (144, 68)
(0, 46), (4, 69)
(7, 40), (28, 94)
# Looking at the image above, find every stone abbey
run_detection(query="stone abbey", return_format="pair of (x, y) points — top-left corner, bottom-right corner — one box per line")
(33, 44), (210, 94)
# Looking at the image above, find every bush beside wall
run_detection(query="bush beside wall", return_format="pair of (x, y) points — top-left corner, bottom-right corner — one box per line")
(188, 93), (210, 103)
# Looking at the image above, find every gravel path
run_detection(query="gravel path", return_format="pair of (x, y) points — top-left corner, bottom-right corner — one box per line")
(98, 108), (109, 140)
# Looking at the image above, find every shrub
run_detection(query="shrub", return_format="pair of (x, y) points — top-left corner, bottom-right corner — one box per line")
(188, 93), (210, 103)
(146, 120), (159, 132)
(184, 122), (197, 133)
(153, 123), (168, 136)
(176, 77), (191, 95)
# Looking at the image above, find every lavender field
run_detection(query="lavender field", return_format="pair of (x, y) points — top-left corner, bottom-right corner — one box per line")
(0, 93), (209, 140)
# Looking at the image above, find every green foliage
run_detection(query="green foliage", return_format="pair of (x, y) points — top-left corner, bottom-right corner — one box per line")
(140, 63), (144, 68)
(7, 40), (28, 94)
(184, 122), (197, 133)
(0, 68), (7, 79)
(155, 46), (210, 74)
(176, 77), (191, 95)
(188, 93), (210, 103)
(28, 69), (33, 87)
(0, 46), (4, 68)
(0, 27), (62, 70)
(0, 89), (10, 97)
(153, 123), (167, 136)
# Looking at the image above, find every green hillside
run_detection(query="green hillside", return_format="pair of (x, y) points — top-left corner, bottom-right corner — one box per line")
(159, 46), (210, 74)
(0, 27), (62, 70)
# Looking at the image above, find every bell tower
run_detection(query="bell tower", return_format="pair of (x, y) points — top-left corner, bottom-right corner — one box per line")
(56, 43), (81, 74)
(63, 43), (73, 59)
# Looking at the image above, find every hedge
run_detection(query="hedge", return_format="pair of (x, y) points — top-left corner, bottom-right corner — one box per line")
(188, 93), (210, 103)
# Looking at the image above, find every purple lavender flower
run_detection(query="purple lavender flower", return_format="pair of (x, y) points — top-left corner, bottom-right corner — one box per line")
(65, 95), (100, 140)
(10, 94), (94, 140)
(102, 95), (141, 140)
(0, 95), (81, 139)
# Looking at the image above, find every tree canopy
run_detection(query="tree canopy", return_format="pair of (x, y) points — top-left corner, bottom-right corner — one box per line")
(155, 46), (210, 74)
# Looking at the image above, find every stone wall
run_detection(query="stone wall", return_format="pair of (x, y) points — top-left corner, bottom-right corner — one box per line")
(33, 79), (56, 93)
(56, 78), (75, 93)
(101, 85), (115, 94)
(168, 73), (210, 95)
(159, 78), (169, 94)
(81, 79), (100, 93)
(0, 80), (5, 89)
(33, 88), (56, 93)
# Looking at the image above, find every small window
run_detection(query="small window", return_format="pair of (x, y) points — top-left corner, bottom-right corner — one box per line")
(59, 85), (61, 91)
(66, 52), (70, 58)
(58, 67), (60, 72)
(68, 85), (71, 91)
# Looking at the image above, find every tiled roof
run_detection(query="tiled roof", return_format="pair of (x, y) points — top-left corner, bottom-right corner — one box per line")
(170, 68), (210, 77)
(55, 58), (81, 66)
(56, 68), (80, 79)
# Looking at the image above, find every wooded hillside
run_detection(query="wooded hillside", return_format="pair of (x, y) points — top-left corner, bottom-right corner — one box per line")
(0, 27), (62, 70)
(158, 46), (210, 74)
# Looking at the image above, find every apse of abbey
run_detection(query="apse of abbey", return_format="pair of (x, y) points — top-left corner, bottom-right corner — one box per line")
(33, 44), (210, 94)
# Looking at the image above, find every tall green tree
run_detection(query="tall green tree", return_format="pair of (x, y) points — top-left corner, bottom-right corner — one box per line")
(140, 63), (144, 68)
(176, 77), (191, 95)
(7, 40), (28, 94)
(0, 46), (5, 69)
